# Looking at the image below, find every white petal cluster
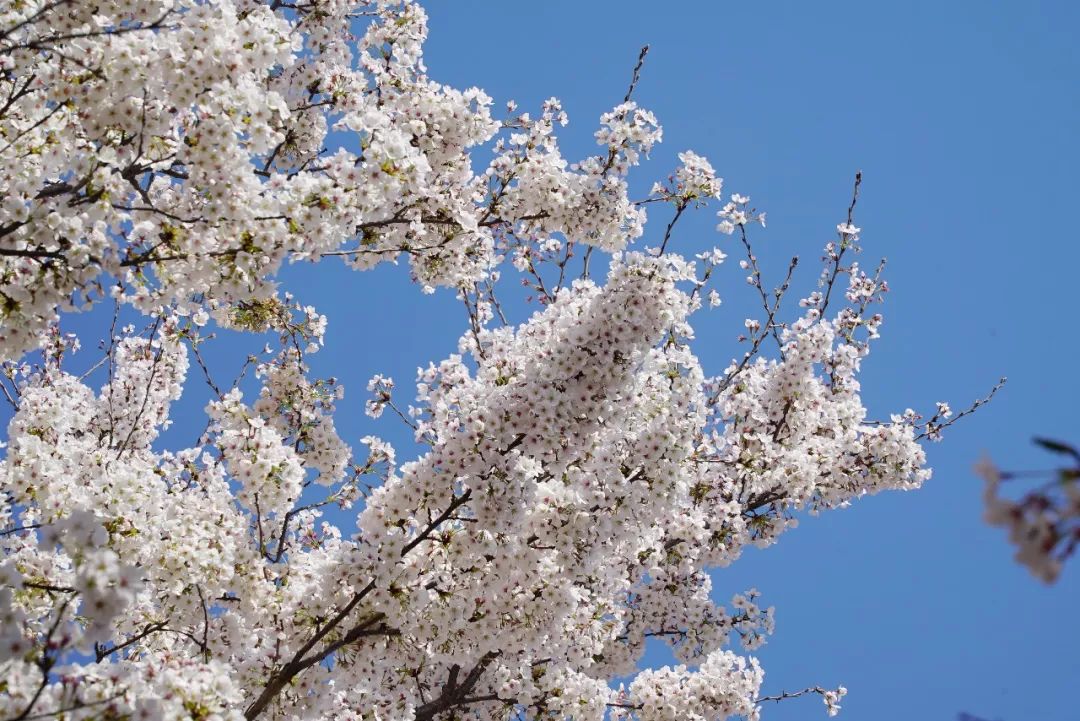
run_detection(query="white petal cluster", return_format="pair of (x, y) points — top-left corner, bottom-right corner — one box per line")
(628, 651), (764, 721)
(706, 317), (929, 552)
(253, 350), (351, 485)
(208, 388), (305, 519)
(653, 150), (724, 204)
(977, 456), (1080, 583)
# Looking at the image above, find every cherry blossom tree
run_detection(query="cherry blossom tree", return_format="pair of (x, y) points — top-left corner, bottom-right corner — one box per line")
(0, 2), (987, 720)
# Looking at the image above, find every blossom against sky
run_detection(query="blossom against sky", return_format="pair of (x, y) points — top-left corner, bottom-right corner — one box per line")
(413, 4), (1080, 720)
(1, 1), (1077, 720)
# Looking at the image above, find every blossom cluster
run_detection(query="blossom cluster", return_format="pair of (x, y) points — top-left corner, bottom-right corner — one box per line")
(976, 447), (1080, 583)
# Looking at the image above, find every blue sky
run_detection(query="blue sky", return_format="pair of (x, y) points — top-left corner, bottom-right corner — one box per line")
(10, 2), (1079, 720)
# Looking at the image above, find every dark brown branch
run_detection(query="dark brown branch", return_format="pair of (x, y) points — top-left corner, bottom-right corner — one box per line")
(623, 45), (651, 103)
(657, 200), (688, 254)
(414, 652), (502, 721)
(196, 585), (211, 662)
(245, 435), (524, 717)
(9, 596), (72, 721)
(3, 11), (177, 52)
(0, 98), (63, 155)
(0, 0), (73, 42)
(0, 245), (65, 261)
(917, 376), (1007, 441)
(713, 255), (799, 399)
(819, 171), (862, 317)
(13, 691), (125, 721)
(94, 621), (169, 662)
(757, 685), (830, 705)
(243, 581), (377, 719)
(112, 317), (164, 459)
(21, 581), (77, 594)
(0, 523), (41, 536)
(400, 490), (473, 557)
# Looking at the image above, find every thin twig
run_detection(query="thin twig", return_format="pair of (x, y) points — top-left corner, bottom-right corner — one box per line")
(623, 45), (650, 103)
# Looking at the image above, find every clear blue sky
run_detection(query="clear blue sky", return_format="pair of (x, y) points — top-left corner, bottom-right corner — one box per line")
(15, 2), (1079, 720)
